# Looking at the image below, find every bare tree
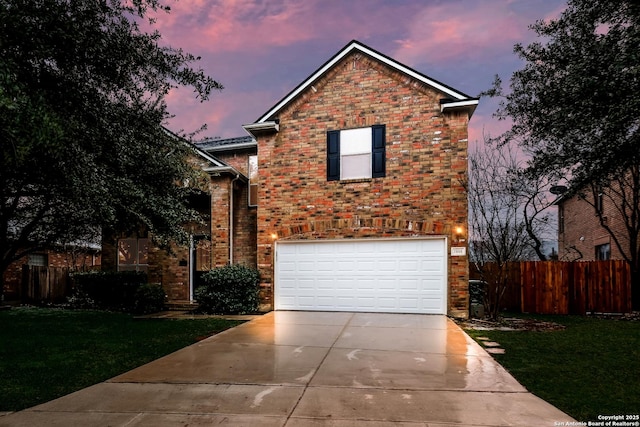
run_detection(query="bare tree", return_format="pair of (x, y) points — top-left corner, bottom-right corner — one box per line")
(465, 140), (555, 319)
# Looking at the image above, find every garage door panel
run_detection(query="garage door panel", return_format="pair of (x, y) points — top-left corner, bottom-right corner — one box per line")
(275, 238), (447, 314)
(356, 280), (375, 291)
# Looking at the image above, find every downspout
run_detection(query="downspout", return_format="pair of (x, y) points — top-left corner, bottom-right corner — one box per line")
(229, 173), (240, 264)
(189, 234), (194, 302)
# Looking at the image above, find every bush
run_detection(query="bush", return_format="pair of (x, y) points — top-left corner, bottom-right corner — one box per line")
(195, 265), (259, 314)
(70, 270), (148, 311)
(132, 283), (166, 314)
(469, 279), (487, 305)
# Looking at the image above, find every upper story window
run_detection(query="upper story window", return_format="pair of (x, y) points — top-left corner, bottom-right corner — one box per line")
(248, 155), (258, 207)
(327, 125), (385, 181)
(595, 190), (604, 214)
(596, 243), (611, 260)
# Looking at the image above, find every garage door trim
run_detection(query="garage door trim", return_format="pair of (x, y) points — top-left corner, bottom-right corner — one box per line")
(274, 237), (448, 314)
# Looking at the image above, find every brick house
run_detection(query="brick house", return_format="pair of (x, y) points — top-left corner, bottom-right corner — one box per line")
(103, 40), (478, 317)
(2, 245), (101, 301)
(101, 140), (257, 302)
(557, 185), (632, 262)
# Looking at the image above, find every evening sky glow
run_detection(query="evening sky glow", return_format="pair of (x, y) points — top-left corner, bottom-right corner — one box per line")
(151, 0), (567, 143)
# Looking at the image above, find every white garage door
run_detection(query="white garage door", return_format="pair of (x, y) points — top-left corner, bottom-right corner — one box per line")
(275, 238), (447, 314)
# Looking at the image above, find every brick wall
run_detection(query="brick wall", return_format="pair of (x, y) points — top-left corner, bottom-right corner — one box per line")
(214, 150), (258, 268)
(101, 164), (258, 302)
(255, 52), (470, 317)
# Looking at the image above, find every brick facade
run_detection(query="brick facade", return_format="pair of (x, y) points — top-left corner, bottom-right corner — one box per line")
(101, 145), (258, 302)
(252, 51), (472, 317)
(100, 41), (474, 316)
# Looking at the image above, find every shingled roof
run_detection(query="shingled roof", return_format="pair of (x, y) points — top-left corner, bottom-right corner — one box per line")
(195, 136), (256, 153)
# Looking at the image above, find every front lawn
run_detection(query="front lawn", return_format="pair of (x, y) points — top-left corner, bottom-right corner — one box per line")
(464, 314), (640, 422)
(0, 307), (244, 412)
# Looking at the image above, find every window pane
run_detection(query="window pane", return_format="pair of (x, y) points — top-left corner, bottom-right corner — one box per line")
(28, 254), (47, 267)
(341, 127), (371, 155)
(248, 155), (258, 181)
(138, 238), (149, 265)
(596, 243), (611, 260)
(341, 153), (371, 180)
(249, 183), (258, 207)
(118, 239), (137, 265)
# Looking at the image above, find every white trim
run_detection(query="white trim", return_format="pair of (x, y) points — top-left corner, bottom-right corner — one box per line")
(242, 121), (280, 137)
(440, 99), (479, 112)
(202, 165), (248, 182)
(203, 141), (257, 152)
(256, 41), (473, 124)
(189, 235), (194, 302)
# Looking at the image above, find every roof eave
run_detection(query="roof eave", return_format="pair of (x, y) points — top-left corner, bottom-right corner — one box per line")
(201, 141), (258, 153)
(203, 165), (248, 181)
(242, 121), (280, 138)
(440, 99), (480, 118)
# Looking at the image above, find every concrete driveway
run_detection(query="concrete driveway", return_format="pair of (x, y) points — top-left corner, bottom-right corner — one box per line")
(0, 311), (574, 426)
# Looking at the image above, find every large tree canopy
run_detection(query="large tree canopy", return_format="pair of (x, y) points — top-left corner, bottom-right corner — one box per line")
(0, 0), (221, 278)
(488, 0), (640, 309)
(491, 0), (640, 189)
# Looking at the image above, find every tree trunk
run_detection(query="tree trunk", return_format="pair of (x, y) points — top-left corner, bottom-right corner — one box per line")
(632, 264), (640, 311)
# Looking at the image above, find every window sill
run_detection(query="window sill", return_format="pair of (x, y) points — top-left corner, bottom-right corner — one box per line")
(339, 178), (373, 184)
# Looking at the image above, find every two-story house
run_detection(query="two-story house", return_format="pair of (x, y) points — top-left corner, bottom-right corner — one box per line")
(103, 40), (478, 317)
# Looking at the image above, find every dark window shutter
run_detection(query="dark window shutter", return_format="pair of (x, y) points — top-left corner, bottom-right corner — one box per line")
(372, 124), (386, 178)
(327, 130), (340, 181)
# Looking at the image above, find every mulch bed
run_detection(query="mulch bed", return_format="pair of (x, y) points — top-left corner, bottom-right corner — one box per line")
(457, 317), (565, 331)
(459, 311), (640, 331)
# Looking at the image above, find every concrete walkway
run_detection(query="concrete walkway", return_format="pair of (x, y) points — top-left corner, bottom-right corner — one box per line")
(0, 311), (574, 426)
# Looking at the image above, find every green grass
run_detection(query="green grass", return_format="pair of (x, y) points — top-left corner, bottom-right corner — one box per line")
(0, 307), (244, 411)
(465, 314), (640, 421)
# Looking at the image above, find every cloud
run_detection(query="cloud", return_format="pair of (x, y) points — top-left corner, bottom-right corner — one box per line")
(153, 0), (566, 138)
(391, 0), (532, 68)
(150, 0), (319, 54)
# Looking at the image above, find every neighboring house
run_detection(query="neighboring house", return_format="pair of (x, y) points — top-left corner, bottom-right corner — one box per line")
(2, 244), (101, 300)
(103, 40), (478, 317)
(557, 187), (628, 261)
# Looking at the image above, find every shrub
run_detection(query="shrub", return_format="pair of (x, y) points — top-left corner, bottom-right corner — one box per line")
(70, 270), (148, 311)
(195, 265), (259, 314)
(132, 283), (166, 314)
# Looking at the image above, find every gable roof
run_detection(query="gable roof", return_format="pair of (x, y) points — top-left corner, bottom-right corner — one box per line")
(244, 40), (478, 134)
(162, 129), (249, 180)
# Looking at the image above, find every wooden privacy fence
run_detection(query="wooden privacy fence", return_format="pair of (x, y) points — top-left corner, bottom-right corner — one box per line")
(474, 260), (632, 315)
(21, 266), (71, 303)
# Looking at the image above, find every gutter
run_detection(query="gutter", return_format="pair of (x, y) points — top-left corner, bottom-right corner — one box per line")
(202, 141), (257, 153)
(242, 121), (279, 138)
(440, 98), (479, 118)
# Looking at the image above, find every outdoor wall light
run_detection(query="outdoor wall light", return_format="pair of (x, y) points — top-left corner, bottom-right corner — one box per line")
(270, 233), (278, 240)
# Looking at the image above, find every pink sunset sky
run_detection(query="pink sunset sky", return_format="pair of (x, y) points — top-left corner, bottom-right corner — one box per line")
(150, 0), (566, 143)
